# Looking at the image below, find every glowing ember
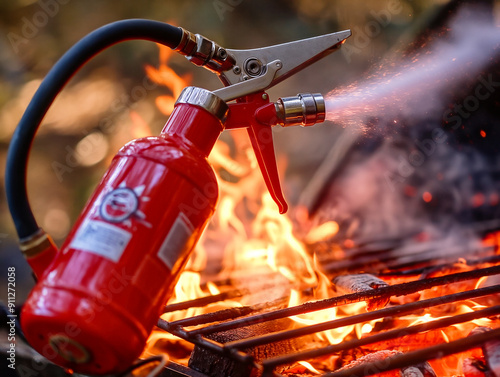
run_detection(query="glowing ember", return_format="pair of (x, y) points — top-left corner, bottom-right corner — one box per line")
(422, 191), (432, 203)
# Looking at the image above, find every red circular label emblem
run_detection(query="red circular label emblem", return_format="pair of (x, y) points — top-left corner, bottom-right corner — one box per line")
(49, 334), (90, 364)
(99, 187), (139, 223)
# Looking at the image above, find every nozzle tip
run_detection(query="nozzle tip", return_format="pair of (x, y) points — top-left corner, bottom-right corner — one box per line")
(276, 93), (325, 127)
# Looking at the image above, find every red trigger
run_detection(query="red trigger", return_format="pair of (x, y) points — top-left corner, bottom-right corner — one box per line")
(247, 122), (288, 214)
(225, 92), (288, 214)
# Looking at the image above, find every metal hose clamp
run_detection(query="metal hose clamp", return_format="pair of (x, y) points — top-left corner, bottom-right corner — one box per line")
(175, 28), (235, 73)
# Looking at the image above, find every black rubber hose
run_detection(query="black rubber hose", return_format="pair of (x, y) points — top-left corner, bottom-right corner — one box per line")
(6, 19), (183, 240)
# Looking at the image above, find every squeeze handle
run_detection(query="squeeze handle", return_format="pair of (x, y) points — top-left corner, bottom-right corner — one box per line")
(247, 122), (288, 214)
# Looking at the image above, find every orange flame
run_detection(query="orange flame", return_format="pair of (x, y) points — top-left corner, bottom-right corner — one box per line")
(129, 110), (153, 138)
(144, 44), (192, 115)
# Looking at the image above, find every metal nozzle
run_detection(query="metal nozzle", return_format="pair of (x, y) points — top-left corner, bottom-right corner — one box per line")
(275, 93), (325, 127)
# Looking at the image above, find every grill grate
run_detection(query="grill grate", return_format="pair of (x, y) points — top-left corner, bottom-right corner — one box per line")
(156, 260), (500, 377)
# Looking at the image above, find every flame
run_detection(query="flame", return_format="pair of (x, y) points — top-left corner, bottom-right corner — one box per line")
(144, 44), (192, 115)
(304, 221), (339, 243)
(475, 276), (488, 289)
(298, 361), (321, 374)
(129, 110), (153, 139)
(482, 230), (500, 253)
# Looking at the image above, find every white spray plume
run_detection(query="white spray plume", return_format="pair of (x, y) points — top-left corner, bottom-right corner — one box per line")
(326, 6), (500, 129)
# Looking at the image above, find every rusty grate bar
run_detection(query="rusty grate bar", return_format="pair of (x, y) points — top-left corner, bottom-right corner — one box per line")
(161, 296), (290, 330)
(158, 322), (254, 366)
(261, 302), (500, 373)
(319, 327), (500, 377)
(379, 254), (500, 277)
(224, 284), (500, 351)
(322, 244), (494, 274)
(170, 265), (500, 336)
(163, 289), (248, 313)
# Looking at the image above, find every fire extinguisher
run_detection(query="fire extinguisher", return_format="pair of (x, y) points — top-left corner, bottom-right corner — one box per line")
(5, 20), (350, 374)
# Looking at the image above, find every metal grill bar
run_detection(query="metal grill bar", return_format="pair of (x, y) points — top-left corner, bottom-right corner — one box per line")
(173, 265), (500, 336)
(379, 254), (500, 277)
(225, 284), (500, 350)
(157, 319), (255, 366)
(161, 296), (289, 330)
(323, 244), (494, 274)
(157, 281), (500, 375)
(163, 289), (248, 313)
(320, 327), (500, 377)
(261, 302), (500, 372)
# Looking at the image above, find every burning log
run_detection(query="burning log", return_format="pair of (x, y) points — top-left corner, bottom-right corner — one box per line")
(336, 351), (437, 377)
(336, 350), (402, 376)
(333, 274), (390, 311)
(470, 327), (500, 377)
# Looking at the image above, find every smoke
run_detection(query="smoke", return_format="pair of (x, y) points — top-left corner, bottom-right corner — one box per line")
(310, 5), (500, 250)
(325, 6), (500, 131)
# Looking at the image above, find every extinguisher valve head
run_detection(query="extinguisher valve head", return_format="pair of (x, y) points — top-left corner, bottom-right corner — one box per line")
(275, 93), (326, 127)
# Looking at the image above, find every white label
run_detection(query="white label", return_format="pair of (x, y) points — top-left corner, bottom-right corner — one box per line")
(70, 219), (132, 262)
(157, 213), (194, 270)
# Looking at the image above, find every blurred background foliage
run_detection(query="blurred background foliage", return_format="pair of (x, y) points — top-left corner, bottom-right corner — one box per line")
(0, 0), (496, 298)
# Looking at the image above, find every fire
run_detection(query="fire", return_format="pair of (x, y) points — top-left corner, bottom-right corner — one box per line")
(298, 361), (321, 374)
(304, 221), (339, 243)
(129, 110), (153, 139)
(144, 44), (193, 115)
(139, 39), (500, 377)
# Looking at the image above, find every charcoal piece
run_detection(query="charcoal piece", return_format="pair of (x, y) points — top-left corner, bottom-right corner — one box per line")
(470, 327), (500, 376)
(463, 357), (494, 377)
(188, 318), (319, 377)
(400, 362), (437, 377)
(333, 273), (390, 311)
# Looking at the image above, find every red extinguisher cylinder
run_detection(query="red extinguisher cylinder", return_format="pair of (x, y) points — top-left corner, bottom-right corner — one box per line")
(21, 88), (228, 375)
